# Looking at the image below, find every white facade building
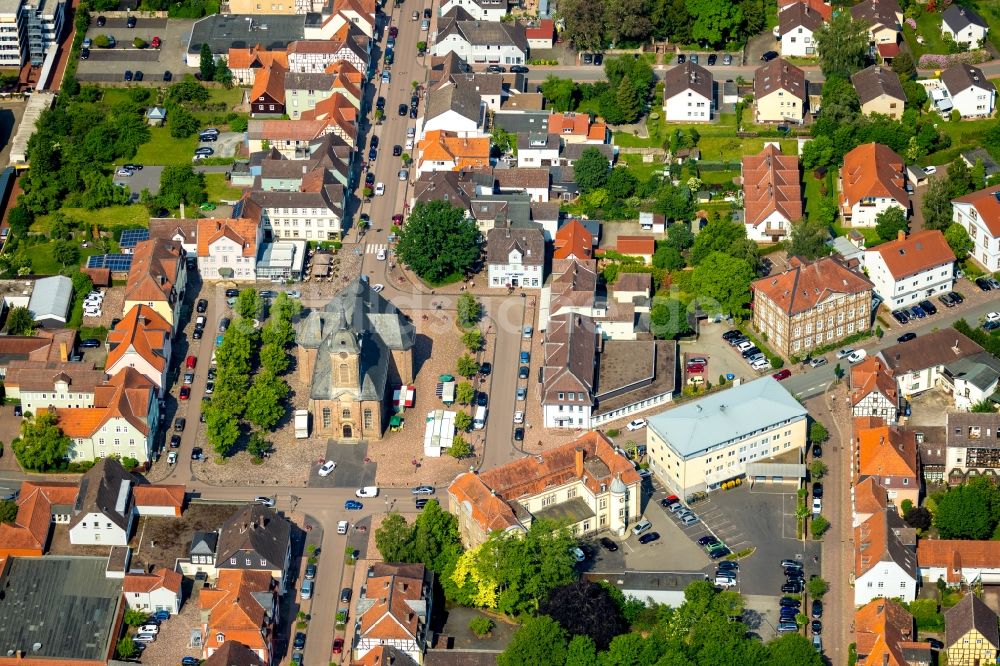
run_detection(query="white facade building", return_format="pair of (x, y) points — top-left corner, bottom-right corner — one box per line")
(863, 230), (955, 309)
(941, 63), (996, 119)
(953, 185), (1000, 272)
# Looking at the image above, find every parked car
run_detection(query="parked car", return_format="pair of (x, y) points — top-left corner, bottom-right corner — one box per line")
(638, 531), (660, 544)
(191, 447), (203, 460)
(976, 277), (993, 291)
(918, 300), (938, 315)
(772, 369), (791, 380)
(600, 537), (619, 551)
(897, 332), (917, 343)
(847, 349), (868, 364)
(761, 50), (778, 61)
(345, 500), (363, 510)
(255, 496), (275, 507)
(808, 357), (828, 368)
(626, 419), (647, 431)
(174, 417), (186, 432)
(318, 460), (337, 477)
(196, 298), (208, 313)
(412, 485), (435, 495)
(811, 599), (823, 618)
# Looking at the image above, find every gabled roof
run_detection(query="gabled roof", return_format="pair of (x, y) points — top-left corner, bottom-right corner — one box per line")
(777, 0), (831, 20)
(249, 59), (287, 106)
(850, 357), (898, 408)
(941, 63), (992, 95)
(358, 563), (430, 643)
(548, 112), (592, 136)
(855, 598), (916, 666)
(107, 305), (172, 375)
(54, 367), (156, 439)
(525, 18), (555, 39)
(486, 226), (544, 266)
(867, 229), (954, 280)
(124, 238), (184, 305)
(216, 504), (291, 571)
(3, 362), (106, 394)
(855, 507), (917, 579)
(945, 593), (999, 650)
(741, 144), (802, 227)
(149, 218), (199, 246)
(663, 61), (713, 101)
(919, 540), (1000, 579)
(941, 5), (987, 33)
(355, 646), (419, 666)
(436, 14), (528, 53)
(202, 640), (266, 666)
(418, 130), (490, 170)
(132, 484), (185, 510)
(850, 0), (902, 31)
(842, 143), (908, 208)
(753, 256), (871, 316)
(200, 569), (274, 654)
(954, 185), (1000, 237)
(878, 329), (981, 376)
(228, 44), (287, 71)
(247, 119), (332, 142)
(542, 313), (598, 402)
(299, 94), (358, 143)
(123, 567), (183, 595)
(197, 217), (259, 258)
(856, 419), (918, 479)
(424, 77), (484, 125)
(68, 457), (134, 531)
(615, 236), (655, 256)
(0, 481), (77, 554)
(778, 1), (824, 34)
(754, 58), (806, 102)
(852, 65), (906, 105)
(854, 476), (889, 516)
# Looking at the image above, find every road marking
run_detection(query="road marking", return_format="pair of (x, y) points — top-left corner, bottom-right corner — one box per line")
(365, 243), (387, 254)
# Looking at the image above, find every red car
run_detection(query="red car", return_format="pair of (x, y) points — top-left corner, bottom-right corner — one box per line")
(686, 363), (705, 374)
(186, 355), (197, 369)
(388, 26), (398, 37)
(772, 369), (792, 381)
(151, 36), (160, 48)
(392, 213), (403, 225)
(179, 386), (191, 400)
(332, 638), (344, 655)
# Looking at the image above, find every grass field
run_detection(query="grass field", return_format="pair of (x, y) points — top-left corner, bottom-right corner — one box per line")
(133, 127), (199, 166)
(25, 240), (104, 274)
(903, 11), (949, 60)
(31, 205), (149, 233)
(205, 173), (245, 203)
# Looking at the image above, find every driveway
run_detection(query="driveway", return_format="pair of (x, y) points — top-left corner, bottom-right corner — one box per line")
(114, 165), (162, 196)
(200, 132), (243, 159)
(908, 165), (949, 233)
(78, 18), (196, 84)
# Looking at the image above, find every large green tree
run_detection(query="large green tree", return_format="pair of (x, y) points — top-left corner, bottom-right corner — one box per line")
(5, 306), (35, 335)
(691, 252), (755, 316)
(690, 218), (759, 267)
(244, 370), (289, 431)
(11, 411), (71, 471)
(558, 0), (606, 52)
(499, 615), (569, 666)
(539, 581), (627, 650)
(685, 0), (744, 47)
(815, 12), (869, 80)
(875, 206), (908, 242)
(787, 217), (830, 260)
(574, 147), (610, 193)
(934, 480), (998, 540)
(767, 633), (824, 666)
(199, 43), (216, 81)
(650, 298), (692, 339)
(945, 223), (974, 259)
(921, 176), (955, 231)
(0, 499), (17, 524)
(235, 288), (263, 320)
(396, 200), (481, 283)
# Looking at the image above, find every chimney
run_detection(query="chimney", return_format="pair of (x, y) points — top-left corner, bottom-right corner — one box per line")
(575, 447), (584, 479)
(897, 230), (906, 242)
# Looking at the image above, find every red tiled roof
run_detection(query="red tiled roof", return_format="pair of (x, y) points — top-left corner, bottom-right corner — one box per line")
(123, 567), (183, 594)
(869, 230), (955, 280)
(53, 367), (156, 439)
(197, 218), (259, 258)
(107, 305), (172, 376)
(855, 598), (915, 666)
(954, 185), (1000, 237)
(841, 143), (909, 209)
(856, 419), (918, 479)
(742, 144), (802, 227)
(753, 256), (872, 316)
(132, 484), (185, 509)
(525, 18), (555, 40)
(778, 0), (832, 20)
(554, 220), (593, 261)
(850, 357), (898, 408)
(0, 481), (77, 555)
(616, 236), (655, 256)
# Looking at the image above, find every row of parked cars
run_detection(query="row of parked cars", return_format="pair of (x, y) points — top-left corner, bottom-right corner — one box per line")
(722, 330), (772, 371)
(890, 296), (952, 325)
(676, 52), (733, 66)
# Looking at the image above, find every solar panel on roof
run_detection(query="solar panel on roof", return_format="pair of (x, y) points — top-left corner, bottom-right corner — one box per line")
(119, 228), (150, 249)
(86, 254), (133, 271)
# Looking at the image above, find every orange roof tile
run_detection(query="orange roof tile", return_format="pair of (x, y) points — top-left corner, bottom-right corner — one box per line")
(548, 112), (593, 137)
(841, 143), (909, 209)
(358, 564), (428, 642)
(197, 218), (259, 258)
(124, 567), (183, 594)
(616, 236), (655, 256)
(106, 304), (172, 376)
(918, 539), (1000, 572)
(201, 569), (274, 657)
(854, 476), (889, 516)
(125, 238), (184, 305)
(52, 367), (156, 439)
(954, 185), (1000, 238)
(249, 59), (287, 106)
(778, 0), (832, 20)
(753, 256), (872, 315)
(856, 421), (918, 480)
(525, 18), (555, 40)
(869, 229), (955, 281)
(742, 144), (802, 227)
(417, 130), (490, 171)
(133, 484), (185, 509)
(554, 220), (593, 261)
(855, 598), (915, 666)
(0, 481), (77, 555)
(228, 44), (287, 71)
(850, 357), (898, 408)
(587, 120), (608, 143)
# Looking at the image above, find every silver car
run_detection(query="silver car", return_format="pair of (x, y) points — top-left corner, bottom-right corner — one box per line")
(680, 513), (699, 525)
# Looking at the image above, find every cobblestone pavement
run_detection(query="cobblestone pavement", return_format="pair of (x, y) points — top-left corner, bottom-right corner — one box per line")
(131, 583), (203, 665)
(81, 284), (125, 329)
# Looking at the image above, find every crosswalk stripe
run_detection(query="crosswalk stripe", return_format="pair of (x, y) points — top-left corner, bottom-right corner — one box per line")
(365, 244), (387, 254)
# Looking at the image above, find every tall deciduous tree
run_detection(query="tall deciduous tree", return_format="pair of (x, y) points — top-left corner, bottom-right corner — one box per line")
(539, 581), (627, 650)
(498, 616), (568, 666)
(815, 12), (869, 80)
(690, 218), (758, 267)
(691, 252), (755, 316)
(574, 147), (610, 193)
(396, 201), (481, 283)
(767, 633), (824, 666)
(559, 0), (606, 52)
(921, 176), (955, 231)
(12, 411), (71, 471)
(787, 217), (830, 259)
(945, 223), (974, 259)
(244, 371), (289, 431)
(235, 288), (262, 320)
(875, 206), (908, 242)
(650, 298), (692, 339)
(685, 0), (744, 47)
(934, 481), (997, 540)
(206, 410), (240, 457)
(5, 306), (35, 335)
(456, 293), (482, 328)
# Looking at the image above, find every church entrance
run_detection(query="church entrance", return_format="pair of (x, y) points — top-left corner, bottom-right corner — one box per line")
(343, 424), (353, 438)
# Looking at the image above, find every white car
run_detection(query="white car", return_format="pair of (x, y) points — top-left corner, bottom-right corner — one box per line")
(318, 460), (337, 477)
(924, 165), (937, 175)
(138, 624), (159, 634)
(337, 520), (349, 534)
(374, 182), (385, 196)
(371, 283), (385, 293)
(381, 70), (390, 83)
(626, 419), (647, 431)
(167, 451), (177, 465)
(356, 486), (379, 498)
(750, 358), (772, 371)
(405, 138), (414, 150)
(406, 127), (415, 138)
(986, 312), (1000, 323)
(812, 497), (822, 514)
(398, 168), (408, 181)
(377, 248), (387, 261)
(835, 348), (855, 359)
(513, 410), (524, 424)
(847, 349), (867, 364)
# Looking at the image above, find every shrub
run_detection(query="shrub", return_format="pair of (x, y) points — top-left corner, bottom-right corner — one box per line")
(917, 51), (990, 68)
(811, 515), (830, 539)
(469, 616), (494, 638)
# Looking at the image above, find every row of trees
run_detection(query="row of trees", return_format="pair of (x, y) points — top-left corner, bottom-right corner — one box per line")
(203, 291), (300, 458)
(559, 0), (767, 51)
(538, 57), (655, 125)
(500, 579), (823, 666)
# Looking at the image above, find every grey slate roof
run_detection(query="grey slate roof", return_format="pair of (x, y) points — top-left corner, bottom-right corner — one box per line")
(216, 503), (291, 570)
(493, 110), (550, 134)
(941, 63), (992, 94)
(946, 593), (999, 651)
(70, 457), (134, 532)
(962, 149), (1000, 178)
(425, 79), (484, 124)
(249, 184), (345, 216)
(284, 72), (338, 91)
(663, 61), (713, 101)
(188, 14), (304, 59)
(486, 226), (545, 265)
(944, 351), (1000, 392)
(203, 641), (266, 666)
(647, 376), (807, 459)
(190, 530), (219, 558)
(562, 143), (614, 164)
(941, 5), (987, 33)
(437, 13), (528, 53)
(295, 278), (415, 401)
(778, 1), (824, 34)
(852, 65), (906, 105)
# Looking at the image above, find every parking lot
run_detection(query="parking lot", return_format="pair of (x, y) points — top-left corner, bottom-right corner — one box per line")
(113, 164), (162, 197)
(309, 441), (377, 488)
(682, 320), (771, 384)
(77, 17), (196, 84)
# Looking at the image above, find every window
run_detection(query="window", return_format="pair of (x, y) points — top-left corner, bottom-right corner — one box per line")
(230, 557), (237, 564)
(245, 558), (252, 565)
(261, 559), (267, 566)
(363, 409), (373, 430)
(322, 408), (331, 427)
(541, 493), (556, 507)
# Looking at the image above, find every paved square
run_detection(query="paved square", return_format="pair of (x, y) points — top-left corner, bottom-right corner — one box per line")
(310, 440), (375, 488)
(78, 18), (196, 84)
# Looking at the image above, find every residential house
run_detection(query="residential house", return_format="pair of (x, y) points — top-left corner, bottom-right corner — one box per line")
(941, 5), (989, 48)
(284, 64), (364, 120)
(662, 61), (714, 122)
(247, 118), (344, 156)
(3, 363), (106, 413)
(918, 540), (1000, 586)
(105, 305), (172, 392)
(182, 531), (220, 579)
(200, 569), (278, 664)
(741, 144), (802, 242)
(854, 506), (918, 605)
(123, 568), (184, 615)
(215, 503), (293, 593)
(202, 641), (266, 666)
(196, 215), (264, 281)
(753, 58), (806, 123)
(864, 229), (955, 308)
(851, 357), (899, 422)
(249, 173), (346, 243)
(432, 10), (528, 66)
(54, 367), (159, 464)
(777, 0), (831, 20)
(486, 225), (545, 289)
(853, 476), (889, 528)
(228, 45), (288, 87)
(439, 0), (508, 21)
(876, 329), (982, 397)
(856, 417), (920, 511)
(132, 484), (185, 517)
(416, 130), (490, 175)
(854, 598), (927, 666)
(294, 279), (415, 441)
(423, 73), (488, 137)
(286, 29), (370, 75)
(353, 563), (434, 664)
(0, 327), (77, 380)
(67, 458), (137, 546)
(123, 238), (187, 332)
(952, 185), (1000, 272)
(839, 142), (908, 227)
(615, 236), (655, 264)
(945, 413), (1000, 482)
(492, 167), (550, 203)
(148, 218), (200, 255)
(525, 18), (555, 49)
(248, 59), (287, 117)
(516, 132), (561, 168)
(850, 0), (903, 45)
(448, 431), (642, 547)
(852, 65), (906, 120)
(319, 0), (378, 38)
(540, 312), (598, 428)
(0, 481), (77, 557)
(941, 64), (996, 119)
(548, 112), (609, 144)
(750, 255), (873, 357)
(778, 2), (823, 57)
(646, 376), (808, 497)
(945, 593), (1000, 666)
(297, 92), (359, 145)
(554, 218), (595, 261)
(943, 350), (1000, 411)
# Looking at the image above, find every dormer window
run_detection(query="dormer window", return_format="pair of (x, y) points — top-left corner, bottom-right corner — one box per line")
(216, 633), (225, 644)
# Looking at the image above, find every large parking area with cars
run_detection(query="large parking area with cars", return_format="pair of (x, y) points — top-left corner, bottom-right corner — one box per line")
(77, 17), (196, 84)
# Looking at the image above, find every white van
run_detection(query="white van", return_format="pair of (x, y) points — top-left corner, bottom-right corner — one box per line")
(632, 518), (652, 536)
(337, 520), (349, 534)
(356, 486), (379, 498)
(714, 575), (737, 588)
(473, 405), (487, 430)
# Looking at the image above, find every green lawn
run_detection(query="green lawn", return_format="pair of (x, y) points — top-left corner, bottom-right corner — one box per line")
(619, 153), (667, 181)
(975, 0), (1000, 52)
(132, 126), (199, 166)
(205, 173), (245, 203)
(903, 11), (949, 60)
(25, 240), (104, 274)
(31, 206), (149, 233)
